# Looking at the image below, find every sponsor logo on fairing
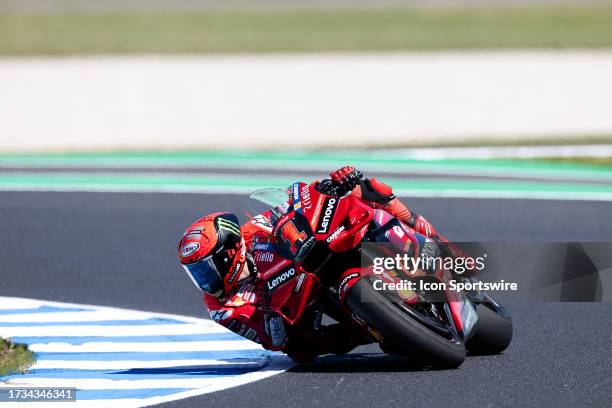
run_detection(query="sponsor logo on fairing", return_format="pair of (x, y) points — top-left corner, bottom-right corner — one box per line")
(300, 184), (312, 210)
(338, 272), (360, 298)
(316, 197), (338, 234)
(255, 251), (275, 263)
(294, 272), (306, 293)
(260, 259), (292, 278)
(326, 225), (346, 243)
(267, 315), (286, 347)
(254, 242), (274, 251)
(267, 267), (296, 291)
(295, 236), (316, 263)
(227, 320), (248, 336)
(291, 182), (301, 209)
(180, 242), (200, 257)
(309, 194), (325, 230)
(292, 183), (300, 201)
(244, 328), (258, 341)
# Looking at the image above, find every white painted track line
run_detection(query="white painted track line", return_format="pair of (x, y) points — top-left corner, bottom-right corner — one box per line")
(29, 340), (263, 353)
(0, 324), (228, 338)
(32, 359), (267, 370)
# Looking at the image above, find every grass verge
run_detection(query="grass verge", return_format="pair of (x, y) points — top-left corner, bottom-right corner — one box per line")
(531, 157), (612, 168)
(1, 5), (612, 55)
(0, 338), (36, 377)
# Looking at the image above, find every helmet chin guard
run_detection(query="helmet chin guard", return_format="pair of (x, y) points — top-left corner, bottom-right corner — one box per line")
(223, 236), (247, 294)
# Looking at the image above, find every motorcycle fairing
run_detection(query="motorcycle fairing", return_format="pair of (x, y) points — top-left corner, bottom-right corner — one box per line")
(248, 182), (479, 340)
(266, 266), (320, 325)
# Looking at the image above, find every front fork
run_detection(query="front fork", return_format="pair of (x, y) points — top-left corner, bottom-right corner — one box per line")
(440, 268), (479, 342)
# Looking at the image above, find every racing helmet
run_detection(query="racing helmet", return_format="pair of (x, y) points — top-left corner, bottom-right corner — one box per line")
(178, 212), (246, 298)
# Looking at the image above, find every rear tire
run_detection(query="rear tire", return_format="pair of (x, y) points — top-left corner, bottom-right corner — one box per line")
(466, 302), (513, 355)
(346, 279), (466, 368)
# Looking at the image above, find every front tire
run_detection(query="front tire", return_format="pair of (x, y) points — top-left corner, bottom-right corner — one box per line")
(346, 278), (466, 368)
(466, 302), (513, 355)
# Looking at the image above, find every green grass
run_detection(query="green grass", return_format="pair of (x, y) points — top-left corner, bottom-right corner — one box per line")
(1, 6), (612, 55)
(0, 338), (36, 377)
(532, 156), (612, 168)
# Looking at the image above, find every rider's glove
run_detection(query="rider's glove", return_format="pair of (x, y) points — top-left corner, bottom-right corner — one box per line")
(330, 166), (363, 196)
(420, 238), (442, 274)
(359, 178), (396, 205)
(315, 179), (338, 196)
(407, 213), (437, 238)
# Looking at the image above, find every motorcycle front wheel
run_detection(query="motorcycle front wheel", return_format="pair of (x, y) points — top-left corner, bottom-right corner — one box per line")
(466, 300), (513, 355)
(345, 278), (466, 369)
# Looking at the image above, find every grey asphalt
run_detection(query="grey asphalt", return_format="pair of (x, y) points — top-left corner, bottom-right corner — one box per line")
(1, 191), (611, 407)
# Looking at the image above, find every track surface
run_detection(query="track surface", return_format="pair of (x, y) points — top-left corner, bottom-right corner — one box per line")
(1, 191), (612, 407)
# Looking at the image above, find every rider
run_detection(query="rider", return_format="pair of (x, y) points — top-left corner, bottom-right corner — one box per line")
(178, 166), (445, 362)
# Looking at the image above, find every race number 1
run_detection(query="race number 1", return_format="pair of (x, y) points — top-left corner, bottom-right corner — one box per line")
(279, 220), (307, 255)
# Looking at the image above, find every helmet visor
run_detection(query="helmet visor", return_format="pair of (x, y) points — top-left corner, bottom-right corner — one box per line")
(182, 255), (224, 296)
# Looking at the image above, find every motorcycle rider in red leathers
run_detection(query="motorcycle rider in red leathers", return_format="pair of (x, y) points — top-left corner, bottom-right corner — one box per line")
(178, 166), (446, 363)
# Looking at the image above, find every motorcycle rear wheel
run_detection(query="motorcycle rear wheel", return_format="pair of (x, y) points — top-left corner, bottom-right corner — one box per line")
(346, 278), (466, 369)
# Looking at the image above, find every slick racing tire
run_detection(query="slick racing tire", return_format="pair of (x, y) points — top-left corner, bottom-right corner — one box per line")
(466, 302), (513, 355)
(346, 278), (466, 369)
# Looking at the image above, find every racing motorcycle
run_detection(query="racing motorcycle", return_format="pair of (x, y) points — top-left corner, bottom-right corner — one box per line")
(247, 182), (512, 368)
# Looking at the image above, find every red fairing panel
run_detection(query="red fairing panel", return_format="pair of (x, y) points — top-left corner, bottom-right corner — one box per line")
(266, 269), (320, 325)
(324, 196), (374, 253)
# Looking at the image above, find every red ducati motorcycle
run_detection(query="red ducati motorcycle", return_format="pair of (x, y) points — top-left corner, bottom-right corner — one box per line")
(248, 182), (512, 368)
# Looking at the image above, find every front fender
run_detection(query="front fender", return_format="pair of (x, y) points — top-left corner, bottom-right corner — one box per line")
(337, 267), (372, 304)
